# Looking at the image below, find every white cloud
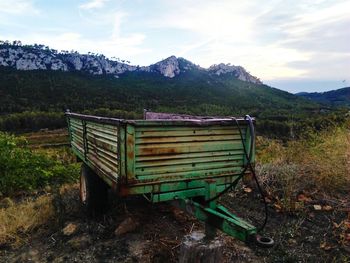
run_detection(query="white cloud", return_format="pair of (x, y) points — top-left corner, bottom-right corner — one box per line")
(1, 31), (150, 61)
(0, 0), (39, 15)
(149, 0), (309, 79)
(1, 0), (349, 89)
(60, 5), (147, 59)
(112, 11), (128, 39)
(79, 0), (109, 10)
(150, 0), (350, 81)
(27, 5), (149, 62)
(283, 0), (350, 34)
(151, 1), (254, 41)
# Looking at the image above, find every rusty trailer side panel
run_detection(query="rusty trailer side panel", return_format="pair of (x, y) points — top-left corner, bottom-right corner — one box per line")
(67, 115), (119, 186)
(69, 118), (84, 154)
(132, 125), (246, 182)
(66, 112), (255, 199)
(121, 121), (254, 201)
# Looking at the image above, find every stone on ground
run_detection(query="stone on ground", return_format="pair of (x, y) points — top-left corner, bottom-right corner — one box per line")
(114, 217), (140, 236)
(179, 231), (224, 263)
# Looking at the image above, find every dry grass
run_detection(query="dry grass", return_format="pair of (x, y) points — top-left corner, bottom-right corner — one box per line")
(24, 129), (68, 146)
(345, 128), (350, 176)
(289, 126), (349, 193)
(0, 183), (80, 247)
(256, 125), (350, 210)
(0, 195), (54, 247)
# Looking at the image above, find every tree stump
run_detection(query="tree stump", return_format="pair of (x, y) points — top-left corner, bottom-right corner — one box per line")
(178, 231), (224, 263)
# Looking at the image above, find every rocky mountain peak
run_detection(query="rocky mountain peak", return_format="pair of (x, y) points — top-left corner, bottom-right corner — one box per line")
(0, 41), (262, 84)
(208, 63), (262, 84)
(150, 56), (180, 78)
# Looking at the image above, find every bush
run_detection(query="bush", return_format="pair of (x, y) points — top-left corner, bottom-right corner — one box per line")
(0, 132), (79, 195)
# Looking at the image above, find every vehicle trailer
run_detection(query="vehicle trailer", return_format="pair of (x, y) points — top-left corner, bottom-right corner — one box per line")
(66, 110), (265, 243)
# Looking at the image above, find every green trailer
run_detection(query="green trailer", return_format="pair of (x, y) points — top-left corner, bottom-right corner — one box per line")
(65, 110), (270, 244)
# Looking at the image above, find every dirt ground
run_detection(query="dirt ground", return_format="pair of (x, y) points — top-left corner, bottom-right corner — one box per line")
(222, 189), (350, 262)
(0, 185), (349, 263)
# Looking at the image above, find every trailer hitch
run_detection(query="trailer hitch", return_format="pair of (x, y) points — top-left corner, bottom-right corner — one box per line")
(172, 197), (257, 242)
(172, 180), (257, 242)
(172, 180), (274, 247)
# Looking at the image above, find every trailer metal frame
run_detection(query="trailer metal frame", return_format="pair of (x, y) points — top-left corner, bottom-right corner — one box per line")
(66, 111), (257, 242)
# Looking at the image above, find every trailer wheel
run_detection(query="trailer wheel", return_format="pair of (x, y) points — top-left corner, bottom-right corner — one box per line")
(255, 235), (274, 248)
(80, 163), (109, 216)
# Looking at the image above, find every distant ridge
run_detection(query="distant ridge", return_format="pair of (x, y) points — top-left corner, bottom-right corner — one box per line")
(296, 87), (350, 107)
(0, 40), (262, 84)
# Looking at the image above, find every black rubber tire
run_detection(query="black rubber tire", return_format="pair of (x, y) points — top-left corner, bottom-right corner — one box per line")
(80, 163), (109, 217)
(255, 235), (274, 248)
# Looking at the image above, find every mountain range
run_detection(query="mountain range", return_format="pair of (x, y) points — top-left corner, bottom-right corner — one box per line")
(0, 41), (261, 84)
(0, 41), (346, 137)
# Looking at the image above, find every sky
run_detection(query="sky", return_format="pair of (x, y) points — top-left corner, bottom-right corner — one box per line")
(0, 0), (349, 93)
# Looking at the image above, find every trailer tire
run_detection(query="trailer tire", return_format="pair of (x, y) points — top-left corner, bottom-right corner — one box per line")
(255, 235), (274, 248)
(80, 163), (109, 216)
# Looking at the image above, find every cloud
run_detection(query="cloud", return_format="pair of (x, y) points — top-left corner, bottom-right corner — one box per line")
(150, 1), (254, 41)
(112, 11), (128, 39)
(148, 0), (310, 79)
(79, 0), (109, 10)
(267, 1), (350, 84)
(0, 0), (39, 15)
(1, 0), (349, 92)
(286, 53), (350, 79)
(0, 0), (150, 62)
(149, 0), (350, 82)
(1, 31), (150, 62)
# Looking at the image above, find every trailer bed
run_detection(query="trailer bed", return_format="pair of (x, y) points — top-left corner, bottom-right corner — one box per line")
(66, 111), (261, 242)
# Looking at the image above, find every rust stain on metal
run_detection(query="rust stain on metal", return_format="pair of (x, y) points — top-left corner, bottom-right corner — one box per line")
(205, 179), (216, 184)
(139, 146), (179, 156)
(127, 136), (134, 159)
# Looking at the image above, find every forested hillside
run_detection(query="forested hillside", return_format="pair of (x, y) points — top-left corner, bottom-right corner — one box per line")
(297, 87), (350, 107)
(0, 66), (346, 138)
(0, 66), (314, 113)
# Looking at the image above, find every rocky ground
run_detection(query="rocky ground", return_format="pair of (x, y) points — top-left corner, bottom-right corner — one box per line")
(0, 185), (349, 262)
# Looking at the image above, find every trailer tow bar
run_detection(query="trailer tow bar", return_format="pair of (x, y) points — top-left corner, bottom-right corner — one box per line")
(172, 180), (257, 243)
(172, 180), (274, 247)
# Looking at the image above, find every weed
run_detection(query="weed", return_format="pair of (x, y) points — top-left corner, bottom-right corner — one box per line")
(34, 146), (76, 164)
(256, 124), (350, 210)
(0, 195), (54, 247)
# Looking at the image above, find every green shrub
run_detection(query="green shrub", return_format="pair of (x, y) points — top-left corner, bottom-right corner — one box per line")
(0, 132), (79, 195)
(0, 111), (65, 132)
